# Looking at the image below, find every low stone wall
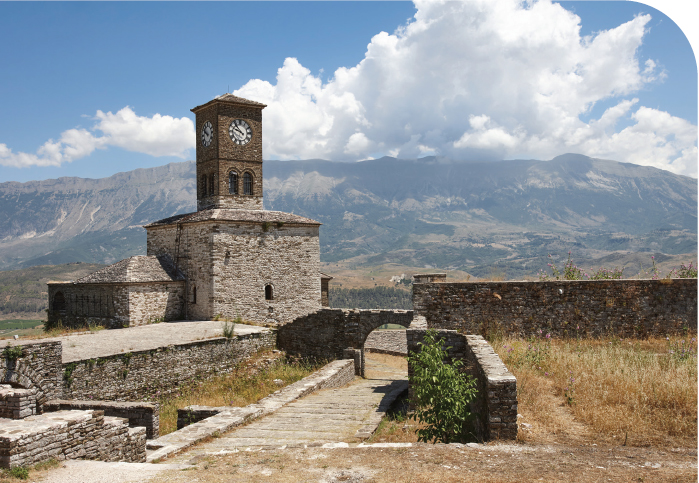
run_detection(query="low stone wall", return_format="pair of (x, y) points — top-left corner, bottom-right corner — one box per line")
(278, 309), (413, 363)
(0, 410), (146, 468)
(0, 386), (36, 420)
(413, 279), (698, 338)
(176, 358), (355, 429)
(407, 329), (517, 441)
(0, 341), (62, 411)
(44, 399), (159, 439)
(62, 331), (276, 401)
(147, 359), (355, 461)
(364, 330), (408, 356)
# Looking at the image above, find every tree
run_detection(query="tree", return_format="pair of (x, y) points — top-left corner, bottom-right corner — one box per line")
(408, 330), (478, 443)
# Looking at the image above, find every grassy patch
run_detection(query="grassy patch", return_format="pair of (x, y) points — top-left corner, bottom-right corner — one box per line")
(157, 350), (322, 435)
(492, 335), (697, 447)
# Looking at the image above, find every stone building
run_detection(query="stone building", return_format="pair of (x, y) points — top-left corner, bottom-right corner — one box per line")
(48, 94), (327, 328)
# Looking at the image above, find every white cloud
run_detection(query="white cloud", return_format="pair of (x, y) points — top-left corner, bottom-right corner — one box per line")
(0, 107), (194, 168)
(233, 0), (696, 176)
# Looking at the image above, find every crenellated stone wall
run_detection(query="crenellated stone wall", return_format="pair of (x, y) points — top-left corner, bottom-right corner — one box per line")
(407, 329), (517, 441)
(414, 279), (698, 338)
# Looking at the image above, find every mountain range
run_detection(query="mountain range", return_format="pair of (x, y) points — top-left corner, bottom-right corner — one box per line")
(0, 153), (695, 278)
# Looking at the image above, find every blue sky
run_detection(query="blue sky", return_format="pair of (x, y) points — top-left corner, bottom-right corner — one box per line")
(0, 1), (696, 182)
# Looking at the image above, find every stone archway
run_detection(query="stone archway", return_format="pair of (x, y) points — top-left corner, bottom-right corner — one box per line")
(0, 341), (63, 412)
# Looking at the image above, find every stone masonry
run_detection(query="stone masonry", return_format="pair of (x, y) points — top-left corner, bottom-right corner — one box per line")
(145, 211), (321, 325)
(0, 386), (36, 420)
(0, 410), (146, 468)
(414, 279), (698, 338)
(364, 330), (408, 356)
(407, 329), (517, 441)
(0, 341), (62, 411)
(44, 399), (159, 439)
(47, 255), (185, 329)
(62, 331), (276, 402)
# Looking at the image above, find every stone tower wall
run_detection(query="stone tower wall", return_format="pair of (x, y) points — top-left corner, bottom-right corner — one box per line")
(212, 223), (321, 325)
(194, 102), (264, 211)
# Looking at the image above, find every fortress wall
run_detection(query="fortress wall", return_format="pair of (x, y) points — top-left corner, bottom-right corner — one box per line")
(407, 329), (517, 442)
(414, 279), (698, 338)
(364, 330), (408, 356)
(61, 331), (275, 402)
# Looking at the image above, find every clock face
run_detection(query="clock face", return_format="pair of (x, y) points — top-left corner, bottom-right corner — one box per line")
(201, 121), (214, 147)
(229, 119), (253, 146)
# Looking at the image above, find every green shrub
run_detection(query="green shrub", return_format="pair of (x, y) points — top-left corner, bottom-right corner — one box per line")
(222, 320), (236, 339)
(2, 344), (23, 361)
(408, 329), (478, 443)
(9, 466), (29, 479)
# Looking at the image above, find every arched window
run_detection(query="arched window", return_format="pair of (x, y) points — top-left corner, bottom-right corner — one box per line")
(229, 171), (238, 195)
(265, 284), (273, 301)
(53, 292), (66, 311)
(192, 285), (197, 304)
(243, 172), (253, 195)
(209, 174), (216, 196)
(201, 175), (208, 196)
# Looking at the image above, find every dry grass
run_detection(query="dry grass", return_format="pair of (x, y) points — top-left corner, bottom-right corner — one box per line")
(152, 444), (698, 483)
(157, 350), (321, 435)
(491, 335), (698, 447)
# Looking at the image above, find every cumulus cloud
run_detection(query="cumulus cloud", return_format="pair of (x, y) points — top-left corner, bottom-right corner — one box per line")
(234, 0), (696, 176)
(0, 107), (194, 168)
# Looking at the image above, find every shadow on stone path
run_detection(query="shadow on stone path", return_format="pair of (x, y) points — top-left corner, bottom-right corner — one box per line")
(172, 355), (407, 459)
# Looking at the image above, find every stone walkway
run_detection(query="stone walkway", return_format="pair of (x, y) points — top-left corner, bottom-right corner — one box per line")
(6, 321), (268, 363)
(172, 355), (407, 460)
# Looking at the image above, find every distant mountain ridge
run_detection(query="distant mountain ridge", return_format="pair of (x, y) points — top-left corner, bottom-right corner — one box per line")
(0, 154), (695, 276)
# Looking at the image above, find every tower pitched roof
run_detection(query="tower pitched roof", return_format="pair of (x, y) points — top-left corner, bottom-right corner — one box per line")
(191, 94), (267, 112)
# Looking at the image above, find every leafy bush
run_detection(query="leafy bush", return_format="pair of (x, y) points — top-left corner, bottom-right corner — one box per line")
(222, 319), (236, 339)
(669, 262), (698, 279)
(408, 330), (478, 443)
(539, 252), (586, 280)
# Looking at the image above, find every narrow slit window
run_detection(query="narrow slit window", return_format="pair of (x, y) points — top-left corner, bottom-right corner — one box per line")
(243, 172), (253, 195)
(209, 174), (215, 195)
(192, 286), (197, 304)
(201, 175), (208, 196)
(229, 171), (238, 194)
(265, 284), (273, 301)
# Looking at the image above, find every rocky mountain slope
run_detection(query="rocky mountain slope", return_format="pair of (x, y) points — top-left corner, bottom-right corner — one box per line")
(0, 154), (695, 277)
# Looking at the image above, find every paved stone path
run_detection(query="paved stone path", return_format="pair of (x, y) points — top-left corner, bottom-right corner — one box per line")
(172, 356), (407, 459)
(6, 321), (268, 363)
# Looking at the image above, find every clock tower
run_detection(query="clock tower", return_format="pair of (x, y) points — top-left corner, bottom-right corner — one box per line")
(191, 94), (266, 211)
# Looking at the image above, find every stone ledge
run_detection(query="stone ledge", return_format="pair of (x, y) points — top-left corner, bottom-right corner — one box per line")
(145, 359), (355, 462)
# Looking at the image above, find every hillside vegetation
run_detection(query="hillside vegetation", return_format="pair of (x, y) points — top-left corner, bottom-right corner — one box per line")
(0, 263), (105, 319)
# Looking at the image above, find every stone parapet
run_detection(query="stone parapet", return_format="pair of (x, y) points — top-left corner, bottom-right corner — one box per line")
(62, 331), (276, 401)
(413, 279), (698, 338)
(0, 409), (146, 468)
(148, 359), (355, 461)
(0, 386), (36, 420)
(44, 399), (159, 439)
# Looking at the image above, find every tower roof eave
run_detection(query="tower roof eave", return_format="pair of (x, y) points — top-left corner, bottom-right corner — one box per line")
(191, 94), (267, 113)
